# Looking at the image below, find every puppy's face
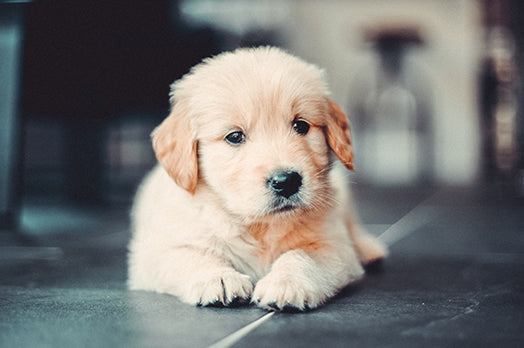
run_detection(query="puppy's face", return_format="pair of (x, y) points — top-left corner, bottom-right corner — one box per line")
(152, 48), (353, 220)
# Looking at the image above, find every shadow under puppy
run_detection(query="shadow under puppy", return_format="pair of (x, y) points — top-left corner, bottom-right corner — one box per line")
(128, 47), (387, 311)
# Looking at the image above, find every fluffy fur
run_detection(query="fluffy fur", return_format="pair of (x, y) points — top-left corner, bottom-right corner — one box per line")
(127, 47), (387, 311)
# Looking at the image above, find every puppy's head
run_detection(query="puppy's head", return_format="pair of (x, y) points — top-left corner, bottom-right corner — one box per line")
(153, 47), (353, 219)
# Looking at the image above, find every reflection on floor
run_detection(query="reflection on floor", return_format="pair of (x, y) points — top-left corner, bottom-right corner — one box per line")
(1, 185), (523, 347)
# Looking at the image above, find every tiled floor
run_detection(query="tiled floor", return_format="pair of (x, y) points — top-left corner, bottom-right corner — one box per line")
(1, 185), (523, 347)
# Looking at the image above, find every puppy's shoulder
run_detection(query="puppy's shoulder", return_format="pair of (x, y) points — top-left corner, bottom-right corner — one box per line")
(132, 165), (191, 219)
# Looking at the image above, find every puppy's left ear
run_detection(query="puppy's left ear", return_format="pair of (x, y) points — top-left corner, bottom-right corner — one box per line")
(151, 104), (199, 194)
(326, 98), (354, 171)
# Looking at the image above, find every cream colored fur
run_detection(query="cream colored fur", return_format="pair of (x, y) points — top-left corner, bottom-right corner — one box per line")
(127, 47), (387, 311)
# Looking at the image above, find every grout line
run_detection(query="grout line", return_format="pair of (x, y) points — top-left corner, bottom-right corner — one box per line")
(377, 192), (440, 247)
(207, 312), (275, 348)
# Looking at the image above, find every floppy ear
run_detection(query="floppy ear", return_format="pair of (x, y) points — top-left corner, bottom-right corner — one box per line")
(151, 104), (198, 194)
(326, 98), (354, 171)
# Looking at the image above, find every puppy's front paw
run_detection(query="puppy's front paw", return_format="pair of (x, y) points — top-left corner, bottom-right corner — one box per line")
(186, 270), (253, 307)
(252, 272), (327, 311)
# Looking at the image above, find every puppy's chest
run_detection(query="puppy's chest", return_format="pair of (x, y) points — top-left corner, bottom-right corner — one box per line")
(242, 220), (327, 271)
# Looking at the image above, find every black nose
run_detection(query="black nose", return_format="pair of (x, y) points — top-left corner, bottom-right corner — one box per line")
(268, 171), (302, 198)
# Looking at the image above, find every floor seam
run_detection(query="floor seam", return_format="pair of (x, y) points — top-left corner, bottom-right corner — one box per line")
(207, 311), (275, 348)
(377, 191), (440, 247)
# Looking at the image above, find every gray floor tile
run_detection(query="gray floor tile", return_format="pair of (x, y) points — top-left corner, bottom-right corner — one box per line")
(0, 287), (265, 348)
(1, 186), (523, 347)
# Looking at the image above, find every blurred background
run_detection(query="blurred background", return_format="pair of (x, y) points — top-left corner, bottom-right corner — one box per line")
(1, 0), (523, 234)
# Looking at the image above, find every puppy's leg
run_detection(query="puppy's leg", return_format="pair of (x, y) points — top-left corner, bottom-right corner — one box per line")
(331, 165), (388, 265)
(345, 216), (388, 266)
(129, 246), (253, 306)
(339, 182), (388, 265)
(252, 228), (364, 311)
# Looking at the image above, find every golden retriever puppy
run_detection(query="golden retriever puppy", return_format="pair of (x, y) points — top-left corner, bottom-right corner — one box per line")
(127, 47), (387, 311)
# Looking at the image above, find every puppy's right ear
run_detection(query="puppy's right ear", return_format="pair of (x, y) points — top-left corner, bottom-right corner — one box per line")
(151, 104), (198, 195)
(326, 98), (354, 171)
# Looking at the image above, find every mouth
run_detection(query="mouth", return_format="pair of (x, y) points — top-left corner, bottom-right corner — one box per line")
(268, 198), (303, 214)
(272, 204), (296, 213)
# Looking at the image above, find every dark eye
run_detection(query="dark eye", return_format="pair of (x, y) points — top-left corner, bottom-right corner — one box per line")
(225, 131), (245, 145)
(293, 120), (310, 135)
